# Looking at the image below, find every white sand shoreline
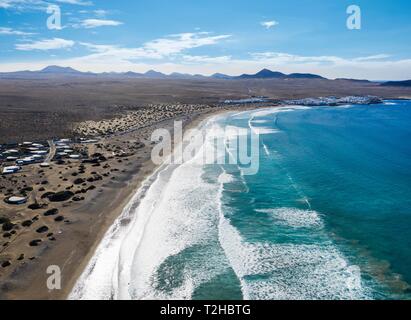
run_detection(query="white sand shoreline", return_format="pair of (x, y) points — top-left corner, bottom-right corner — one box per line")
(67, 108), (243, 299)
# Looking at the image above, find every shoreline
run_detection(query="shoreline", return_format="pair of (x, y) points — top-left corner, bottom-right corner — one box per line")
(64, 107), (248, 299)
(68, 99), (411, 299)
(64, 111), (214, 298)
(63, 106), (254, 299)
(2, 99), (405, 299)
(68, 106), (247, 299)
(67, 108), (240, 299)
(66, 99), (407, 299)
(1, 105), (252, 300)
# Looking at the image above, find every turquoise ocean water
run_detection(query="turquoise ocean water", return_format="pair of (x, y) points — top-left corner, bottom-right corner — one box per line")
(71, 100), (411, 300)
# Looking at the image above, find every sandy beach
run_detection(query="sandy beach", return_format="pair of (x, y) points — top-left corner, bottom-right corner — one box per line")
(0, 104), (255, 300)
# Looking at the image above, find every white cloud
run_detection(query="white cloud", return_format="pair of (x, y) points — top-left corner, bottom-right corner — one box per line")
(79, 32), (231, 60)
(93, 9), (109, 17)
(0, 0), (11, 8)
(81, 19), (123, 28)
(0, 0), (41, 9)
(261, 20), (279, 29)
(2, 31), (411, 80)
(15, 37), (75, 50)
(353, 54), (391, 62)
(77, 9), (109, 16)
(0, 27), (34, 35)
(56, 0), (92, 5)
(249, 52), (395, 67)
(71, 38), (410, 80)
(182, 55), (232, 64)
(143, 33), (231, 56)
(0, 0), (91, 10)
(250, 52), (344, 64)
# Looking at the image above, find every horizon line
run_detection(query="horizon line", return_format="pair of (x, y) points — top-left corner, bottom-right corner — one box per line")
(0, 65), (393, 81)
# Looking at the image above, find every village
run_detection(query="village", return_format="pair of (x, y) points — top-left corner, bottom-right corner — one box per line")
(0, 138), (102, 202)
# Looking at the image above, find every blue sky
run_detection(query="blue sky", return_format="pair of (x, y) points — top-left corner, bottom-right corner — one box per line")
(1, 0), (410, 79)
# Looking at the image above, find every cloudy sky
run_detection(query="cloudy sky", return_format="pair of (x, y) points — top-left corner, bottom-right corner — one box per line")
(0, 0), (410, 80)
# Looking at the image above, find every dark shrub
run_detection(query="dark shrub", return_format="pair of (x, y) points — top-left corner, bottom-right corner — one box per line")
(48, 191), (74, 202)
(0, 216), (10, 224)
(36, 226), (49, 233)
(22, 220), (33, 227)
(44, 208), (59, 216)
(2, 222), (14, 232)
(74, 178), (85, 185)
(29, 239), (42, 247)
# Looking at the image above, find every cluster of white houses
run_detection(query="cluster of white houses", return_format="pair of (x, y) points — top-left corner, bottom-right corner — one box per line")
(1, 137), (99, 175)
(0, 141), (50, 175)
(284, 96), (383, 106)
(55, 139), (80, 160)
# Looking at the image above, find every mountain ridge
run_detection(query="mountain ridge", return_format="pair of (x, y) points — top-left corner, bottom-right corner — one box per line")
(40, 65), (83, 74)
(0, 66), (389, 82)
(380, 80), (411, 87)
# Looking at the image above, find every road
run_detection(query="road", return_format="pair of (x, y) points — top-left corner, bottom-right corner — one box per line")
(45, 140), (56, 163)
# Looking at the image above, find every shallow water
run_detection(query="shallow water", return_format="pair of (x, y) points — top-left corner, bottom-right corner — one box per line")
(70, 100), (411, 300)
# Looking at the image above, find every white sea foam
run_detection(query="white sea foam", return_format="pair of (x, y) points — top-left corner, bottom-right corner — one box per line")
(216, 165), (370, 300)
(333, 104), (355, 109)
(217, 205), (371, 300)
(251, 106), (312, 118)
(126, 159), (222, 299)
(257, 207), (323, 229)
(70, 116), (232, 300)
(70, 107), (371, 301)
(68, 164), (167, 300)
(218, 172), (235, 184)
(228, 110), (253, 119)
(121, 119), (235, 300)
(251, 127), (280, 135)
(247, 106), (312, 136)
(250, 119), (270, 124)
(247, 113), (279, 140)
(263, 143), (271, 156)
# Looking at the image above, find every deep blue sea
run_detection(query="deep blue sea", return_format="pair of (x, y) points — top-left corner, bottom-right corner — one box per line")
(207, 100), (411, 300)
(71, 100), (411, 300)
